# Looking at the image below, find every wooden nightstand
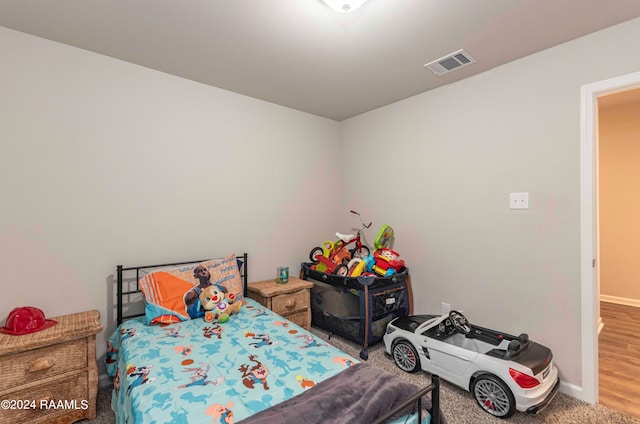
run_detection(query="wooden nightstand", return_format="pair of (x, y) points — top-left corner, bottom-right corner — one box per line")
(247, 277), (314, 330)
(0, 310), (103, 424)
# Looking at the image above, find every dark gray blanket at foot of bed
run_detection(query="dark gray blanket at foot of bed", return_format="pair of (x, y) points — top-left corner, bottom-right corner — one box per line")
(238, 362), (445, 424)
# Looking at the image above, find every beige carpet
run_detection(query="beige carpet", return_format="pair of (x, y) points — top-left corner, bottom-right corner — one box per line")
(310, 328), (640, 424)
(86, 326), (640, 424)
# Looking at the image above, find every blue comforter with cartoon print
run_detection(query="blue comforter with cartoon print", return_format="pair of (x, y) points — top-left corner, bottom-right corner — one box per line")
(106, 298), (357, 423)
(106, 298), (429, 424)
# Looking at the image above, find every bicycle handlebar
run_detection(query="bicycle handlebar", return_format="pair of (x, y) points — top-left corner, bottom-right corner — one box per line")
(350, 210), (372, 229)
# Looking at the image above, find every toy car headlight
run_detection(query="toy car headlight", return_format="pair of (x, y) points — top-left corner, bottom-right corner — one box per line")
(385, 326), (396, 335)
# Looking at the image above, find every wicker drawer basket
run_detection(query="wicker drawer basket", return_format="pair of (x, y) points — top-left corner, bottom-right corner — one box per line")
(247, 277), (314, 330)
(271, 289), (309, 316)
(0, 372), (88, 424)
(0, 310), (103, 424)
(0, 338), (87, 393)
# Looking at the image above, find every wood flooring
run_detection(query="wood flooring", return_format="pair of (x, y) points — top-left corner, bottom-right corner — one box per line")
(599, 301), (640, 419)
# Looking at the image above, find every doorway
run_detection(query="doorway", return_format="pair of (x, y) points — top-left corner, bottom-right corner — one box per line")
(580, 70), (640, 405)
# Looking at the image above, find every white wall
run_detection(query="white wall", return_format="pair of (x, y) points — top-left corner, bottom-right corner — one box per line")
(4, 15), (640, 394)
(0, 26), (343, 373)
(340, 17), (640, 389)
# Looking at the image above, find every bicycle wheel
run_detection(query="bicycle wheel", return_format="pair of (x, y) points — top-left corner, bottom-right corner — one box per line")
(309, 247), (324, 262)
(351, 245), (370, 259)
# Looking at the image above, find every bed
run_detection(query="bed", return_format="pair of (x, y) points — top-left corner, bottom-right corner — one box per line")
(107, 253), (443, 424)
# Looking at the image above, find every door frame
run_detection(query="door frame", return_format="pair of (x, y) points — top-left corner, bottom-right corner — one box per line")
(580, 70), (640, 404)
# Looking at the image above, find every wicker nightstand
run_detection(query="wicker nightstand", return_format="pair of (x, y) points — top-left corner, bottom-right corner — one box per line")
(0, 310), (103, 424)
(247, 277), (314, 330)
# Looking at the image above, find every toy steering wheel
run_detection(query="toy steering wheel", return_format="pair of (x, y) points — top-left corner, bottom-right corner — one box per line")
(449, 310), (471, 335)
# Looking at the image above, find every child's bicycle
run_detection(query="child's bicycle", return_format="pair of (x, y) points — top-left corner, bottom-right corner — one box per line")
(309, 210), (372, 276)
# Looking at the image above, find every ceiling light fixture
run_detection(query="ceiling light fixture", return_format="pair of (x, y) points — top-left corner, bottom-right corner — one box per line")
(322, 0), (369, 13)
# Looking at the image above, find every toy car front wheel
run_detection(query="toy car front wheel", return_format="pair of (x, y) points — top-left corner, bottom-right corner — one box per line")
(392, 340), (421, 373)
(471, 374), (516, 419)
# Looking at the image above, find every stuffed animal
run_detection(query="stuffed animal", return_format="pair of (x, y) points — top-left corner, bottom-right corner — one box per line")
(199, 284), (242, 323)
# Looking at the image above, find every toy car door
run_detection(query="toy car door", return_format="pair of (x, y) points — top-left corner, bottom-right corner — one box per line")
(422, 338), (478, 383)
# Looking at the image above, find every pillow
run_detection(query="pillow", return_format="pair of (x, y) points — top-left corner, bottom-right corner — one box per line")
(139, 254), (243, 325)
(139, 271), (194, 324)
(167, 254), (244, 300)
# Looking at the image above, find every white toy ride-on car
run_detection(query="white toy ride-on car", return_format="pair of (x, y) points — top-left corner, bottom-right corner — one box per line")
(383, 310), (560, 419)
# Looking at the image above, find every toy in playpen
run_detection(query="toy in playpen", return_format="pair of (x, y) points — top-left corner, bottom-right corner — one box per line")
(372, 248), (406, 276)
(374, 224), (395, 250)
(309, 210), (372, 276)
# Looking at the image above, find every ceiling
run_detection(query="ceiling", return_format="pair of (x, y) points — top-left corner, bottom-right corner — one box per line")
(2, 0), (640, 121)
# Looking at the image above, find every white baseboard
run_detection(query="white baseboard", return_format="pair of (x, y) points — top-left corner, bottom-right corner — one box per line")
(598, 316), (604, 335)
(559, 380), (584, 401)
(600, 294), (640, 308)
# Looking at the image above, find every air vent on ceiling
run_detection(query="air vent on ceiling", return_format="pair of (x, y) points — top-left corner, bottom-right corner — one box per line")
(424, 49), (476, 76)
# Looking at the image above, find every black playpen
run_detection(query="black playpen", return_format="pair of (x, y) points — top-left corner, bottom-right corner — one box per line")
(300, 262), (412, 360)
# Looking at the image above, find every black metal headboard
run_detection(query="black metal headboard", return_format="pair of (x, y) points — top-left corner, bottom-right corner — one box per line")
(115, 253), (248, 326)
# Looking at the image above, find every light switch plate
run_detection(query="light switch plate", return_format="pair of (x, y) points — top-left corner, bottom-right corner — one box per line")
(510, 192), (529, 209)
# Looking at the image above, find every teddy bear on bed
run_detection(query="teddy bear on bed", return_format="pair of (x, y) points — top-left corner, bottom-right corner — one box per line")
(199, 284), (242, 323)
